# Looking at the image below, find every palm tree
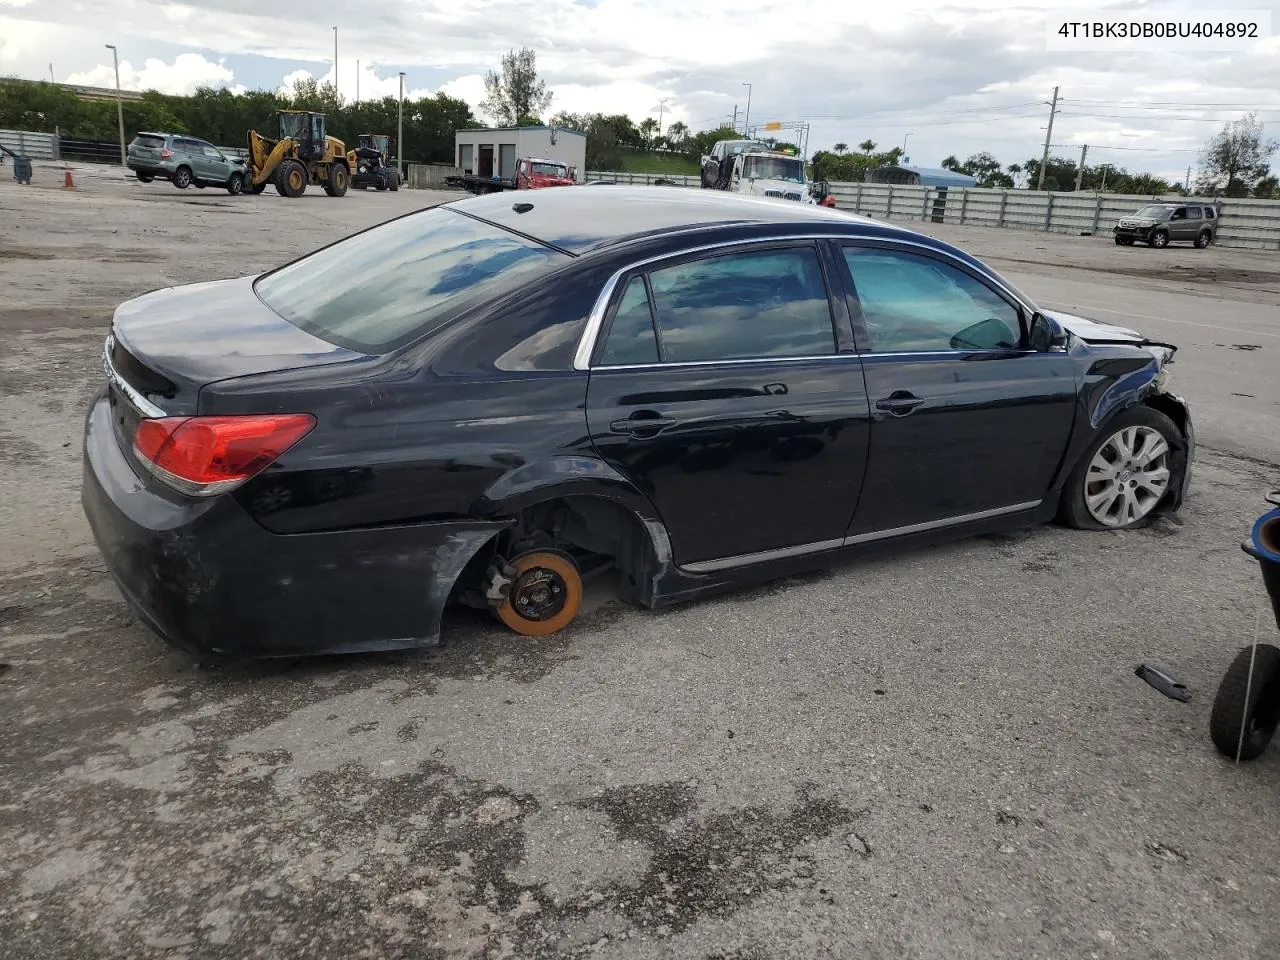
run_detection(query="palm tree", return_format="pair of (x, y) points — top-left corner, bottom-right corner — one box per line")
(833, 142), (848, 154)
(859, 139), (876, 155)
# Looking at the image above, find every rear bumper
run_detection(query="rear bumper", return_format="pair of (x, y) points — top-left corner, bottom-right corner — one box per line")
(81, 394), (504, 658)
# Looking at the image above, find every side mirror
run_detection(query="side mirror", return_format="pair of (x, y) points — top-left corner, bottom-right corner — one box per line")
(1029, 312), (1067, 352)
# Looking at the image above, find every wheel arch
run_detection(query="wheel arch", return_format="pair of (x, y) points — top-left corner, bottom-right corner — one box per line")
(469, 457), (675, 605)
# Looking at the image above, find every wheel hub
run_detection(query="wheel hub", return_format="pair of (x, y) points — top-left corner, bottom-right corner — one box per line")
(510, 567), (567, 622)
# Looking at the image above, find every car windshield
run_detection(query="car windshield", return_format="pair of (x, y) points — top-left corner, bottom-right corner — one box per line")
(255, 208), (570, 353)
(744, 156), (805, 182)
(725, 141), (767, 158)
(1134, 205), (1172, 218)
(530, 162), (568, 176)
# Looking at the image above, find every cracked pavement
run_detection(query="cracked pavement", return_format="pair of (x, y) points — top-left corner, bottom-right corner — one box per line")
(3, 167), (1280, 959)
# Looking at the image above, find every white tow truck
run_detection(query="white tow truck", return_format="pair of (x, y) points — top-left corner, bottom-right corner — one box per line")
(699, 139), (816, 204)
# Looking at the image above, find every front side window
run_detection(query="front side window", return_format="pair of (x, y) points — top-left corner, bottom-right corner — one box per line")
(1171, 207), (1188, 220)
(843, 246), (1023, 353)
(598, 246), (834, 364)
(256, 208), (570, 353)
(1185, 207), (1202, 220)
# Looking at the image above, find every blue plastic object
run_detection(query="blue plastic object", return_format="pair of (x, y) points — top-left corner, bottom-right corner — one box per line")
(12, 155), (32, 184)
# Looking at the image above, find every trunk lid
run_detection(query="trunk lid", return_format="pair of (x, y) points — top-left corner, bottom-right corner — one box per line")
(104, 275), (364, 463)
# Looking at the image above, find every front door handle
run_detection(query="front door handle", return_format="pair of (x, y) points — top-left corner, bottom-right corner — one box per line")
(875, 391), (926, 416)
(610, 412), (679, 437)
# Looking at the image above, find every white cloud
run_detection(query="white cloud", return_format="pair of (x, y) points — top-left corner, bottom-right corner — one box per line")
(66, 53), (235, 95)
(2, 0), (1278, 181)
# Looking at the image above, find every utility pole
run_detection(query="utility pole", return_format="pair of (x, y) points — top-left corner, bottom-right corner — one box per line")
(356, 60), (359, 103)
(333, 26), (338, 98)
(657, 98), (669, 139)
(105, 44), (126, 168)
(1036, 85), (1059, 191)
(49, 63), (54, 83)
(742, 82), (752, 134)
(1075, 144), (1088, 191)
(732, 105), (738, 131)
(1186, 164), (1192, 195)
(397, 72), (405, 178)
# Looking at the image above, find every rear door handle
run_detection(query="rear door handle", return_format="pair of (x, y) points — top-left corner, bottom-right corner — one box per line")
(875, 391), (926, 416)
(610, 412), (679, 437)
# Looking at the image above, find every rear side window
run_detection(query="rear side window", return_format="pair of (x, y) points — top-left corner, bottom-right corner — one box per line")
(1185, 207), (1201, 221)
(597, 246), (834, 365)
(1204, 207), (1217, 219)
(255, 208), (570, 353)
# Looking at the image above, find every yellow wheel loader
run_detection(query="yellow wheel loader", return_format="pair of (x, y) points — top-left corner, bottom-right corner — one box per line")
(245, 110), (349, 198)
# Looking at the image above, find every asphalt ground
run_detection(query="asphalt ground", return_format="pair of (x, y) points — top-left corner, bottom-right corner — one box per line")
(3, 163), (1280, 960)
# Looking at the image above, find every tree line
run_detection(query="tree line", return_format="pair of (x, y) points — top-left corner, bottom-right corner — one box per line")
(4, 46), (1276, 197)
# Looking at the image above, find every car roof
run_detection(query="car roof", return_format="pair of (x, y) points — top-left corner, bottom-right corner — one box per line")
(445, 186), (883, 255)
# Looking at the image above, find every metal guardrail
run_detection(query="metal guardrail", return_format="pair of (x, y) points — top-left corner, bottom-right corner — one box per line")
(587, 171), (1280, 251)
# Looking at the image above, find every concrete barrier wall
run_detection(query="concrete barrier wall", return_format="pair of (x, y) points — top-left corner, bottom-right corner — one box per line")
(0, 129), (59, 161)
(405, 163), (459, 189)
(587, 170), (1280, 251)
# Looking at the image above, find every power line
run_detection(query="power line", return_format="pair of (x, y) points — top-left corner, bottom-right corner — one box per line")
(1059, 110), (1280, 121)
(1064, 98), (1273, 108)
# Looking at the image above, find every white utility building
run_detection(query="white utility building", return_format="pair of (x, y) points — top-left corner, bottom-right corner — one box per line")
(453, 126), (588, 183)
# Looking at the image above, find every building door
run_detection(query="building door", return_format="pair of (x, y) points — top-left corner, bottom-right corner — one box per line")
(499, 143), (516, 180)
(478, 145), (494, 177)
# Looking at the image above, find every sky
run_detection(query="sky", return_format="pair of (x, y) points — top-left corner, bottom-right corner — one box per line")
(2, 0), (1279, 182)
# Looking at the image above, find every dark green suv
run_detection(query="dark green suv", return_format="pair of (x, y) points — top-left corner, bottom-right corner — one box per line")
(127, 132), (249, 195)
(1113, 202), (1219, 249)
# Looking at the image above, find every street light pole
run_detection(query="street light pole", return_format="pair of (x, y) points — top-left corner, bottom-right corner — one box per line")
(105, 44), (126, 168)
(742, 82), (752, 135)
(902, 132), (911, 161)
(332, 27), (338, 98)
(657, 98), (669, 139)
(397, 72), (405, 178)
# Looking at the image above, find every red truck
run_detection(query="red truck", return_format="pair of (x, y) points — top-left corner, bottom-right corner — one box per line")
(446, 156), (579, 194)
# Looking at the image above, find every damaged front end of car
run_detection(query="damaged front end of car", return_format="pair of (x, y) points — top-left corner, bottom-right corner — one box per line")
(1047, 309), (1195, 512)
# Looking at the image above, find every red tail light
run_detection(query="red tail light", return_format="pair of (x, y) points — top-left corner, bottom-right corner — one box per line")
(160, 149), (173, 159)
(133, 414), (316, 497)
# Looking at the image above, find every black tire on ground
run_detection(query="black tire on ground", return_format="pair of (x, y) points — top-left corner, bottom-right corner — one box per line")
(322, 163), (348, 197)
(275, 160), (307, 198)
(389, 169), (400, 191)
(1114, 236), (1124, 245)
(193, 181), (206, 189)
(1122, 238), (1134, 245)
(226, 172), (244, 195)
(171, 166), (192, 189)
(248, 180), (267, 195)
(1195, 230), (1213, 249)
(1150, 229), (1169, 249)
(1209, 644), (1280, 761)
(1058, 405), (1183, 531)
(136, 171), (154, 183)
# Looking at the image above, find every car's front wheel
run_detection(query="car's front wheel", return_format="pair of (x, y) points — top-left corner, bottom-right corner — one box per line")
(226, 172), (244, 195)
(1150, 229), (1170, 248)
(1061, 407), (1181, 530)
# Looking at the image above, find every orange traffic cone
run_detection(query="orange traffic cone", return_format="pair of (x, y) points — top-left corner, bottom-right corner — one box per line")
(63, 168), (75, 188)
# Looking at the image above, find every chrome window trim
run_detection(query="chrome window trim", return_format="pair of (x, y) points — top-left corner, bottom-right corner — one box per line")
(680, 500), (1043, 574)
(102, 334), (166, 419)
(572, 232), (1041, 372)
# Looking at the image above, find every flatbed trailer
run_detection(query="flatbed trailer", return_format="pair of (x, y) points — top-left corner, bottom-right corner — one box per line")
(444, 173), (516, 195)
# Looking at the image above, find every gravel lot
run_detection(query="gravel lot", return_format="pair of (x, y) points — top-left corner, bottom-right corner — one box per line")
(3, 164), (1280, 960)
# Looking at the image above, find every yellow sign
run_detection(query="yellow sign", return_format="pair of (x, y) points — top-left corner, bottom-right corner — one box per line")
(763, 121), (782, 131)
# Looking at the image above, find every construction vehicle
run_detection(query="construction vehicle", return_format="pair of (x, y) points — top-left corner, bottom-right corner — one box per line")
(245, 110), (349, 198)
(700, 139), (816, 204)
(346, 135), (400, 191)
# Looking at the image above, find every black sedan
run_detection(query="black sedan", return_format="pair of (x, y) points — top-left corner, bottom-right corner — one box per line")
(82, 187), (1195, 658)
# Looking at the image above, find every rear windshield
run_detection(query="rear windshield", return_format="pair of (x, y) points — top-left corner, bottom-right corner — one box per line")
(132, 134), (167, 149)
(254, 207), (570, 353)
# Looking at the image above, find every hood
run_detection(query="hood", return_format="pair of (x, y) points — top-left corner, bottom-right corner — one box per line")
(1043, 309), (1177, 362)
(743, 179), (808, 201)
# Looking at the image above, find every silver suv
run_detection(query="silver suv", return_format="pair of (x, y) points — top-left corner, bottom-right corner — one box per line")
(1113, 202), (1219, 249)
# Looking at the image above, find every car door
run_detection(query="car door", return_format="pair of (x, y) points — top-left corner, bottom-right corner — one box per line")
(198, 143), (229, 183)
(1168, 206), (1191, 240)
(584, 240), (871, 570)
(834, 242), (1078, 538)
(1181, 205), (1202, 241)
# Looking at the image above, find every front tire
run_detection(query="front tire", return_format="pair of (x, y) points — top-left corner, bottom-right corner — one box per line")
(1150, 229), (1169, 249)
(493, 550), (584, 637)
(323, 163), (348, 197)
(275, 160), (307, 198)
(1195, 230), (1212, 249)
(1060, 406), (1182, 530)
(171, 166), (192, 189)
(1210, 644), (1280, 761)
(226, 172), (244, 195)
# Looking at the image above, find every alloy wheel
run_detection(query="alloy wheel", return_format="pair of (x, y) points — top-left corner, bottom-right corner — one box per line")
(1084, 425), (1171, 527)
